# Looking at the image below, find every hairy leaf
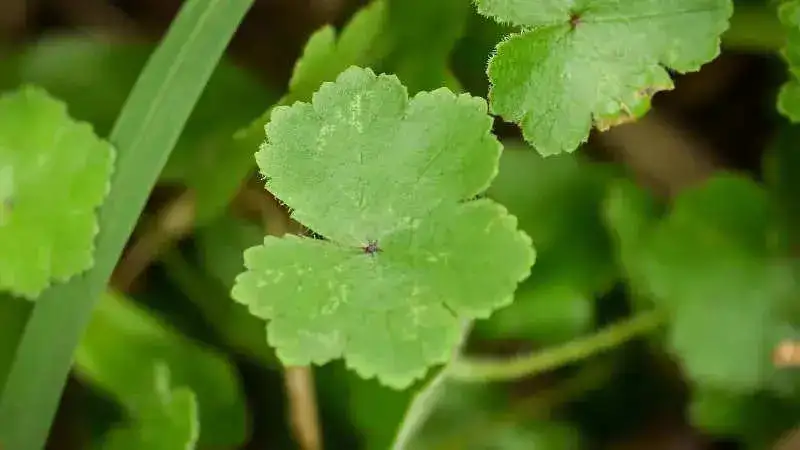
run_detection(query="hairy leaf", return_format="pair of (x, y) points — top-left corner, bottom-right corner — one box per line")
(232, 67), (534, 387)
(474, 0), (732, 155)
(0, 86), (114, 299)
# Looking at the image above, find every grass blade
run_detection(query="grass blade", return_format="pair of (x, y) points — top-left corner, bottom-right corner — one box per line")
(0, 1), (253, 448)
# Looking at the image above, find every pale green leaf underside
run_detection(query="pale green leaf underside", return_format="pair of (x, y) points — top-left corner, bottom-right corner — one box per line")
(235, 67), (534, 387)
(476, 0), (732, 155)
(102, 364), (199, 450)
(0, 86), (114, 299)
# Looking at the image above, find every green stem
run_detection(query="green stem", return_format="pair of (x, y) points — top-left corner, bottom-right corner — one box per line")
(390, 320), (473, 450)
(449, 310), (666, 383)
(722, 3), (785, 52)
(0, 1), (253, 449)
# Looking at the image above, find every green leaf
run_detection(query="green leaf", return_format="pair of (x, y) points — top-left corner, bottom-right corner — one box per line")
(232, 67), (534, 388)
(0, 1), (254, 448)
(763, 124), (800, 249)
(74, 290), (247, 446)
(315, 363), (415, 450)
(101, 363), (199, 450)
(633, 174), (797, 392)
(778, 0), (800, 121)
(0, 34), (273, 225)
(235, 0), (390, 147)
(475, 146), (617, 343)
(196, 215), (264, 291)
(474, 0), (732, 155)
(288, 0), (390, 102)
(690, 387), (800, 448)
(0, 86), (114, 299)
(383, 0), (470, 93)
(602, 177), (664, 307)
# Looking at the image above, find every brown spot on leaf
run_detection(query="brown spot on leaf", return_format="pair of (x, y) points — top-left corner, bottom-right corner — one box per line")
(595, 112), (638, 131)
(569, 11), (582, 29)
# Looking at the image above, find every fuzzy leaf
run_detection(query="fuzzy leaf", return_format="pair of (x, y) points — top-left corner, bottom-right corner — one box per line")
(474, 0), (732, 155)
(232, 67), (534, 387)
(0, 86), (114, 299)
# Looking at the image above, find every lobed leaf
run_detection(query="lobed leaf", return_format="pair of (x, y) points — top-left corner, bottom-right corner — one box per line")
(233, 67), (534, 387)
(474, 0), (732, 155)
(0, 86), (114, 299)
(612, 174), (799, 392)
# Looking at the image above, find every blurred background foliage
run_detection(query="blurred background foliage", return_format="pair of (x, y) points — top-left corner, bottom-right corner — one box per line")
(0, 0), (799, 448)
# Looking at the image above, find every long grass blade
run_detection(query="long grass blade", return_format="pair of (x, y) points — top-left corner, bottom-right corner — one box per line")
(0, 1), (253, 448)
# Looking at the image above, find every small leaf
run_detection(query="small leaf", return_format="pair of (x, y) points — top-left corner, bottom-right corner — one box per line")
(474, 0), (732, 155)
(101, 363), (199, 450)
(288, 0), (389, 101)
(0, 86), (114, 299)
(629, 174), (797, 392)
(75, 291), (247, 446)
(233, 67), (534, 387)
(383, 0), (470, 93)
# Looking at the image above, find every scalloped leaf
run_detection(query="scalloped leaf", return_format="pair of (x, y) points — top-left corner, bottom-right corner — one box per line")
(232, 67), (534, 388)
(474, 0), (732, 155)
(0, 86), (114, 299)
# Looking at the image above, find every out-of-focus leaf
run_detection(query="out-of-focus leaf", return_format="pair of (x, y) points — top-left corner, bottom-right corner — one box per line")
(101, 363), (199, 450)
(235, 0), (391, 146)
(608, 174), (799, 393)
(0, 34), (274, 224)
(316, 363), (415, 450)
(602, 177), (665, 307)
(764, 123), (800, 250)
(74, 291), (247, 447)
(196, 215), (264, 291)
(382, 0), (470, 93)
(475, 144), (618, 344)
(407, 382), (582, 449)
(690, 387), (800, 449)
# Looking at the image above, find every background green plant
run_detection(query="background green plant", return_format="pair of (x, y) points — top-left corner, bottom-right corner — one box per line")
(0, 0), (798, 449)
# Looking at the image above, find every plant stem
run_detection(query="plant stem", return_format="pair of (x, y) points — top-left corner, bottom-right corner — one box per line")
(722, 3), (785, 52)
(390, 320), (473, 450)
(284, 367), (323, 450)
(0, 1), (253, 449)
(449, 310), (666, 383)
